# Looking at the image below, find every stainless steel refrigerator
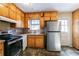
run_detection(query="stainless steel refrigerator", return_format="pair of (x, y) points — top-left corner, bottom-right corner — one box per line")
(45, 21), (61, 51)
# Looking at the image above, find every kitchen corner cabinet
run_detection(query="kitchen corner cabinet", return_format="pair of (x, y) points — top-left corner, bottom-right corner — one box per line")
(27, 35), (44, 48)
(0, 41), (4, 56)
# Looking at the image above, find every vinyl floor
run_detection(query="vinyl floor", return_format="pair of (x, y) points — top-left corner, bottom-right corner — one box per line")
(23, 47), (79, 56)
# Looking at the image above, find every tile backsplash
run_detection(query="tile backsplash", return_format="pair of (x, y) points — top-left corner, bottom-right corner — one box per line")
(0, 21), (10, 31)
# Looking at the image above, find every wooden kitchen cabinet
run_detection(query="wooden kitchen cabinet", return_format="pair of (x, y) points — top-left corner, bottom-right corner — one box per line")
(24, 18), (29, 28)
(9, 9), (16, 20)
(27, 36), (35, 48)
(0, 42), (4, 56)
(0, 5), (9, 18)
(44, 17), (50, 21)
(8, 3), (17, 12)
(16, 15), (21, 20)
(44, 12), (51, 17)
(44, 12), (58, 21)
(27, 35), (44, 48)
(51, 16), (57, 20)
(35, 36), (44, 48)
(40, 17), (45, 29)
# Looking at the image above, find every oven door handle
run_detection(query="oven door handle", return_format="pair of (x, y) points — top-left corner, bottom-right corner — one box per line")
(8, 38), (22, 45)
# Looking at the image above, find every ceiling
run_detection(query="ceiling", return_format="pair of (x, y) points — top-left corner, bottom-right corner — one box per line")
(15, 3), (79, 12)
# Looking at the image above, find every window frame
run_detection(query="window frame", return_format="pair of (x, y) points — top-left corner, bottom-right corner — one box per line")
(28, 20), (40, 30)
(59, 20), (68, 32)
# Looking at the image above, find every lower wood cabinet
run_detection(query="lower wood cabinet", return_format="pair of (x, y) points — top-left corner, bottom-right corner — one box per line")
(35, 36), (44, 48)
(27, 35), (44, 48)
(27, 36), (35, 48)
(0, 42), (4, 56)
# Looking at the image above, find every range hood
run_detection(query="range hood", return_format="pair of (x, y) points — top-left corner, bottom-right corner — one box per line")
(0, 16), (17, 23)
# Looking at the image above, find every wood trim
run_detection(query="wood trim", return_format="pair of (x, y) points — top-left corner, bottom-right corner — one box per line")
(72, 8), (79, 14)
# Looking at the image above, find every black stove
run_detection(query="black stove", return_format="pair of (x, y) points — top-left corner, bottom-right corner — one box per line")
(0, 34), (22, 41)
(0, 34), (23, 56)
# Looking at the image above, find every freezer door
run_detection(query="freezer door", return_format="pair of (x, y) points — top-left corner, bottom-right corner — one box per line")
(47, 21), (60, 31)
(47, 32), (61, 51)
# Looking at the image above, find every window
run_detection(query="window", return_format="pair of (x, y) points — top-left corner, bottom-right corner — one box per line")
(59, 20), (68, 32)
(28, 20), (40, 30)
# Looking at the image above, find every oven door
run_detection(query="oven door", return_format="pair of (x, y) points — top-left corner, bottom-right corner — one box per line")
(5, 39), (23, 56)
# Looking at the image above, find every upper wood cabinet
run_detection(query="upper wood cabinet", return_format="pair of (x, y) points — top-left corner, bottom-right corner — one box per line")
(24, 18), (29, 28)
(44, 12), (57, 17)
(25, 13), (41, 19)
(9, 9), (16, 20)
(51, 12), (57, 16)
(44, 17), (50, 21)
(8, 4), (17, 12)
(44, 12), (58, 21)
(44, 12), (51, 17)
(17, 8), (22, 15)
(40, 17), (45, 29)
(51, 16), (57, 20)
(16, 15), (21, 20)
(0, 4), (9, 18)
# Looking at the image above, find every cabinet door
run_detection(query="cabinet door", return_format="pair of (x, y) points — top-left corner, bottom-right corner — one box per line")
(44, 17), (50, 21)
(9, 9), (16, 20)
(40, 17), (44, 29)
(16, 14), (21, 20)
(0, 42), (4, 56)
(9, 4), (16, 12)
(51, 16), (57, 21)
(27, 36), (35, 48)
(51, 12), (58, 20)
(0, 5), (9, 18)
(51, 12), (57, 17)
(2, 6), (9, 18)
(24, 18), (29, 28)
(35, 36), (44, 48)
(44, 12), (51, 17)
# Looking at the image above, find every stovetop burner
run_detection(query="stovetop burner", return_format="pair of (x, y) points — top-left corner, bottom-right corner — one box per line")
(0, 34), (22, 41)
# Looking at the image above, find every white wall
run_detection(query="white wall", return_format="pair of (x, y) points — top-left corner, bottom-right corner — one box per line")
(58, 12), (72, 47)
